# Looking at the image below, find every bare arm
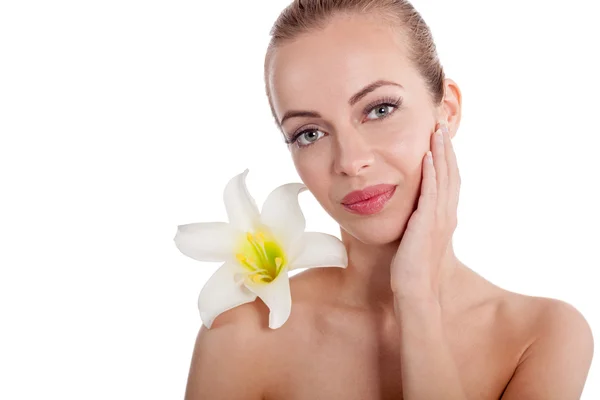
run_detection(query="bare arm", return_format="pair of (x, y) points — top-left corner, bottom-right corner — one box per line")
(185, 318), (265, 400)
(390, 123), (468, 398)
(395, 297), (468, 400)
(501, 300), (594, 400)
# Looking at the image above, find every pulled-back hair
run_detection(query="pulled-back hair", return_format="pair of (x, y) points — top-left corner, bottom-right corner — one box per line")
(264, 0), (445, 128)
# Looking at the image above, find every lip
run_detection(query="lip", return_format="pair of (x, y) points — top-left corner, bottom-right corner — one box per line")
(341, 184), (397, 205)
(341, 184), (397, 216)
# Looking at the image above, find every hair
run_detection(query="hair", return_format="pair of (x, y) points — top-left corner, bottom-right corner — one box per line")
(264, 0), (445, 129)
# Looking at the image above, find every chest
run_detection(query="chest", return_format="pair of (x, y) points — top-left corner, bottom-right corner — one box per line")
(267, 319), (518, 400)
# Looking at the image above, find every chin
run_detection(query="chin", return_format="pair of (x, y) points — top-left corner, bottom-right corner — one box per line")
(317, 186), (418, 244)
(339, 214), (409, 245)
(333, 186), (416, 244)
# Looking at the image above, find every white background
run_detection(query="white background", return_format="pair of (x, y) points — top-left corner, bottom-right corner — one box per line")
(1, 0), (599, 398)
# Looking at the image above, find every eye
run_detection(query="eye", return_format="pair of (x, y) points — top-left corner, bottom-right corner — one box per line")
(362, 96), (403, 122)
(290, 128), (326, 148)
(366, 104), (395, 120)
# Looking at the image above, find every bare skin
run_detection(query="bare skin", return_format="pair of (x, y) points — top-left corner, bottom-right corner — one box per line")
(185, 12), (593, 400)
(187, 267), (591, 399)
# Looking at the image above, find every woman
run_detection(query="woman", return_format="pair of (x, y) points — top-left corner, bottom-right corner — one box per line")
(185, 1), (594, 398)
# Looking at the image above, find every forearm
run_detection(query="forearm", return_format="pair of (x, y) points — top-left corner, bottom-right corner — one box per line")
(395, 296), (467, 400)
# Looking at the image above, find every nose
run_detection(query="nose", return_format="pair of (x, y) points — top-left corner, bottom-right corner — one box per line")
(332, 128), (374, 177)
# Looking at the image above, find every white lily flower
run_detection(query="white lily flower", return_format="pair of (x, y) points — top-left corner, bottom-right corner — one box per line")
(174, 169), (348, 329)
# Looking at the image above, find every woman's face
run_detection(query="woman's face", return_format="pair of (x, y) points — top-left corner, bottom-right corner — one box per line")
(267, 14), (452, 245)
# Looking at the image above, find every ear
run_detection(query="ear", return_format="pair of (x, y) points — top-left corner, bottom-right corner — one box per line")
(438, 78), (462, 139)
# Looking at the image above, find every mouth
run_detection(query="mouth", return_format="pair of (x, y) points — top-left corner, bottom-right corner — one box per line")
(341, 184), (397, 216)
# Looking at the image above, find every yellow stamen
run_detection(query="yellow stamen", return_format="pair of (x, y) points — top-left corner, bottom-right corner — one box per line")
(235, 227), (286, 285)
(235, 253), (260, 271)
(246, 257), (259, 269)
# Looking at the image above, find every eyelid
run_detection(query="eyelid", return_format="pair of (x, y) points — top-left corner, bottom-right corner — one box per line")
(287, 125), (324, 146)
(286, 96), (403, 147)
(361, 95), (403, 116)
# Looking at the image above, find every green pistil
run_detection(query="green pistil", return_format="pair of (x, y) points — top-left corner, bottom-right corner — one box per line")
(235, 228), (286, 284)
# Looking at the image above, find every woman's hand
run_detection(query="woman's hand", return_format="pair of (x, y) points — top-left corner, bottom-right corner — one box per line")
(390, 121), (461, 301)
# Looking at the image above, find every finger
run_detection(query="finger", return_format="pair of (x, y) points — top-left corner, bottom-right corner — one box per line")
(441, 124), (461, 217)
(415, 150), (437, 227)
(432, 126), (448, 220)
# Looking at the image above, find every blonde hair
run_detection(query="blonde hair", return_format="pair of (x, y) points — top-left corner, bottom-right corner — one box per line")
(264, 0), (445, 128)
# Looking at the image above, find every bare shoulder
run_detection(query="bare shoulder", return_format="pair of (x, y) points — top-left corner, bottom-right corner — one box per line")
(493, 290), (594, 398)
(184, 301), (276, 400)
(529, 296), (592, 335)
(522, 295), (594, 363)
(184, 281), (318, 400)
(496, 290), (593, 343)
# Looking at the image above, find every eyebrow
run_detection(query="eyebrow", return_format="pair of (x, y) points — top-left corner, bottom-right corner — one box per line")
(279, 79), (404, 126)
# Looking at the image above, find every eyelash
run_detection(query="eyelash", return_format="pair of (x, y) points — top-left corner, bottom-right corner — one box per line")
(286, 96), (404, 149)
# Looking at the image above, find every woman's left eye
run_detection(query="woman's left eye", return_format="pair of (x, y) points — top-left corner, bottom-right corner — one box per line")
(365, 104), (397, 120)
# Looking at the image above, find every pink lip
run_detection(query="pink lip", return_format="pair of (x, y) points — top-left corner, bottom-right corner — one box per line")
(341, 184), (397, 215)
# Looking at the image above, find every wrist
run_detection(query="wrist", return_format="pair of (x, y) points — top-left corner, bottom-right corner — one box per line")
(393, 293), (440, 307)
(392, 285), (442, 316)
(393, 294), (443, 327)
(391, 282), (440, 303)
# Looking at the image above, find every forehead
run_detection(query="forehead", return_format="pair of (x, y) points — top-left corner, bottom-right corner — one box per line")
(267, 14), (420, 118)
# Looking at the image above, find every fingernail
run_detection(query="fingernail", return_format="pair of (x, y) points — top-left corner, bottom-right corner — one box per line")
(440, 122), (449, 135)
(427, 150), (433, 163)
(436, 128), (444, 143)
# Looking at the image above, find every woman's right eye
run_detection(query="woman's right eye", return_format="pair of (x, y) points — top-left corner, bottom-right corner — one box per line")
(293, 129), (325, 148)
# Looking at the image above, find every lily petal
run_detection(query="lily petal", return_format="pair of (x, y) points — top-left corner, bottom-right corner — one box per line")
(288, 232), (348, 270)
(198, 261), (257, 329)
(224, 169), (260, 232)
(244, 269), (292, 329)
(174, 222), (240, 262)
(260, 182), (307, 249)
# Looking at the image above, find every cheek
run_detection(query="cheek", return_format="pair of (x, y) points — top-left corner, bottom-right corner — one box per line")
(372, 121), (428, 169)
(292, 151), (330, 200)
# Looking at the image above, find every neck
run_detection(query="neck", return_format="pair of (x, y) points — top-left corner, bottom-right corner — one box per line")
(333, 227), (468, 312)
